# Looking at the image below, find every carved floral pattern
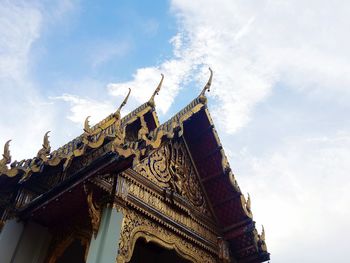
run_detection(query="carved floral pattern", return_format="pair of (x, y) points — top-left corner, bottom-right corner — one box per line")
(117, 208), (216, 263)
(134, 139), (210, 215)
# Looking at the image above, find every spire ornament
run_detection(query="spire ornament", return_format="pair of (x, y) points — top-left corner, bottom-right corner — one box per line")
(199, 67), (213, 102)
(240, 192), (253, 218)
(84, 116), (93, 134)
(0, 140), (16, 176)
(37, 131), (51, 161)
(261, 225), (265, 241)
(246, 193), (251, 212)
(43, 131), (51, 150)
(148, 74), (164, 107)
(0, 140), (11, 167)
(115, 88), (131, 119)
(111, 88), (131, 146)
(259, 225), (268, 252)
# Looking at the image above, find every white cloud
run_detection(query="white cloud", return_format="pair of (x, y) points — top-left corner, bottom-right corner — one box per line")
(0, 2), (41, 80)
(0, 2), (49, 160)
(106, 0), (350, 133)
(233, 133), (350, 262)
(0, 1), (76, 160)
(51, 94), (115, 125)
(107, 58), (193, 114)
(172, 0), (350, 132)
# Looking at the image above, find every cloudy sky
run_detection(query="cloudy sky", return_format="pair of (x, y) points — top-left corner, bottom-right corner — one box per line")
(1, 0), (350, 262)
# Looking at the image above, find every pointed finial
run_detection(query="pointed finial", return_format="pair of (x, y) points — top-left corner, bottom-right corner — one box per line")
(200, 67), (213, 97)
(1, 140), (12, 165)
(246, 193), (251, 211)
(37, 132), (51, 159)
(2, 140), (12, 163)
(261, 225), (265, 241)
(84, 116), (92, 134)
(115, 88), (131, 118)
(149, 74), (164, 107)
(43, 131), (51, 150)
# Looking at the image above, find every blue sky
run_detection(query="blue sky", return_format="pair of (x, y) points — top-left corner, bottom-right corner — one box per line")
(31, 1), (176, 86)
(1, 1), (350, 262)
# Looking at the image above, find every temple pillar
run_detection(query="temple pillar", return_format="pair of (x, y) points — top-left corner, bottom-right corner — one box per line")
(0, 219), (24, 263)
(86, 205), (123, 263)
(0, 220), (51, 263)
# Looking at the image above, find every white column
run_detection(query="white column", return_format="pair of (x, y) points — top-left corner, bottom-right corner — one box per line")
(86, 205), (124, 263)
(0, 220), (51, 263)
(0, 220), (24, 263)
(11, 221), (51, 263)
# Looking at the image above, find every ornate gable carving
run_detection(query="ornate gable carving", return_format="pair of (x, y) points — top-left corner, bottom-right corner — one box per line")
(133, 138), (213, 218)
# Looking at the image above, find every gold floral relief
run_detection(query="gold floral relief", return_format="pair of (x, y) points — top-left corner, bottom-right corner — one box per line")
(116, 208), (217, 263)
(127, 181), (218, 245)
(133, 139), (211, 216)
(149, 145), (172, 184)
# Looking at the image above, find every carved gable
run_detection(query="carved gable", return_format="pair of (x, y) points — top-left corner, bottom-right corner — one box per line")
(133, 138), (213, 218)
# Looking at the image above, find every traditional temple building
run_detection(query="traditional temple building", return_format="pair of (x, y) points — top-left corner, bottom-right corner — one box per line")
(0, 69), (269, 263)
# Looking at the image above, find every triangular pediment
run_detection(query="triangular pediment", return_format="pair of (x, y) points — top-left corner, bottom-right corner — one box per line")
(133, 137), (217, 222)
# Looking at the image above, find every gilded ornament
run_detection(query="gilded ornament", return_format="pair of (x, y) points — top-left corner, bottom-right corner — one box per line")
(0, 140), (11, 168)
(84, 116), (93, 134)
(259, 225), (267, 252)
(85, 188), (102, 237)
(148, 73), (164, 108)
(199, 68), (213, 103)
(137, 115), (149, 141)
(240, 193), (253, 218)
(114, 87), (131, 119)
(0, 140), (18, 177)
(134, 140), (209, 215)
(217, 237), (230, 263)
(36, 131), (51, 161)
(261, 225), (265, 241)
(117, 208), (216, 263)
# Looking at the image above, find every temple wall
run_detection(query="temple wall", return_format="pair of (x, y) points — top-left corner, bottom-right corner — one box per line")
(0, 220), (51, 263)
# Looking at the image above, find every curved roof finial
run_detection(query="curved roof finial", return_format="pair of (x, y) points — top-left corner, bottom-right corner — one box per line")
(43, 131), (51, 148)
(1, 140), (12, 165)
(200, 67), (213, 97)
(246, 193), (251, 212)
(115, 88), (131, 117)
(261, 225), (265, 241)
(84, 116), (92, 133)
(149, 74), (164, 107)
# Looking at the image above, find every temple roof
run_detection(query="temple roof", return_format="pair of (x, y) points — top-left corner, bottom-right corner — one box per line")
(0, 70), (269, 262)
(0, 79), (161, 183)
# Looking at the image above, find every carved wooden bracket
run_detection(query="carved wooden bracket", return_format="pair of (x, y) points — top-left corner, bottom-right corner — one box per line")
(84, 185), (102, 238)
(218, 237), (231, 263)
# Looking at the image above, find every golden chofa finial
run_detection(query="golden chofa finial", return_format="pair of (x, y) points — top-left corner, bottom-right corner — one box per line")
(84, 116), (92, 134)
(240, 192), (253, 218)
(114, 88), (131, 119)
(200, 67), (213, 96)
(0, 140), (12, 166)
(43, 131), (51, 150)
(246, 193), (251, 212)
(37, 132), (51, 160)
(261, 225), (265, 241)
(148, 74), (164, 107)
